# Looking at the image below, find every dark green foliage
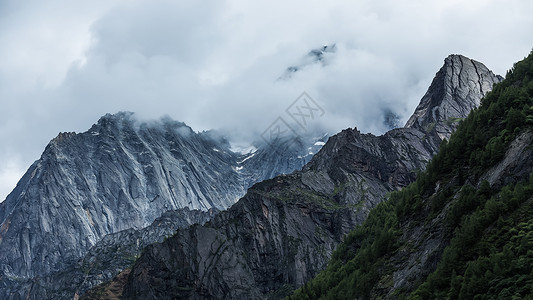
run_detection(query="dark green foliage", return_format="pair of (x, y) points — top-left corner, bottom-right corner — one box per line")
(290, 50), (533, 299)
(412, 179), (533, 299)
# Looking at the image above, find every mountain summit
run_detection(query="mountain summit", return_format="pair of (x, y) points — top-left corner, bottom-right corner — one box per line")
(406, 54), (503, 139)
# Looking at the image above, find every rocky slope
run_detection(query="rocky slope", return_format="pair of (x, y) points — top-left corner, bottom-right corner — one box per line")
(0, 113), (320, 287)
(0, 207), (217, 299)
(238, 135), (327, 189)
(118, 55), (502, 299)
(0, 135), (327, 299)
(388, 130), (533, 298)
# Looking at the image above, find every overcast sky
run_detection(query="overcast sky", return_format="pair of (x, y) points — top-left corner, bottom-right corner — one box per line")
(1, 0), (532, 202)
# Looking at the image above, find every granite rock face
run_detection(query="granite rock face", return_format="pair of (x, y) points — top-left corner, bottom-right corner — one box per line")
(0, 207), (217, 300)
(121, 55), (502, 299)
(0, 113), (320, 284)
(406, 54), (503, 140)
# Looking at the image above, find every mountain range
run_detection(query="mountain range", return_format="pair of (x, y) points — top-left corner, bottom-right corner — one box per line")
(0, 53), (506, 299)
(119, 54), (502, 299)
(0, 113), (325, 296)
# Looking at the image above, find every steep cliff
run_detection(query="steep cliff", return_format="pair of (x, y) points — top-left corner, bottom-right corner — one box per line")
(120, 55), (501, 299)
(0, 207), (216, 299)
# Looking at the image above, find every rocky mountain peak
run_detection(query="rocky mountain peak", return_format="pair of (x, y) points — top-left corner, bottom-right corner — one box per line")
(279, 43), (337, 80)
(52, 131), (76, 142)
(405, 54), (503, 140)
(91, 111), (134, 132)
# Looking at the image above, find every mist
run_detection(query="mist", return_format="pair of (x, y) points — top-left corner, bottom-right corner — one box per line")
(1, 0), (533, 201)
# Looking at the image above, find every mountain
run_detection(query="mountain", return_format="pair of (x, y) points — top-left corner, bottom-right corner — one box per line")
(278, 44), (337, 80)
(406, 54), (504, 140)
(116, 55), (502, 299)
(0, 113), (322, 286)
(238, 135), (328, 189)
(292, 52), (533, 299)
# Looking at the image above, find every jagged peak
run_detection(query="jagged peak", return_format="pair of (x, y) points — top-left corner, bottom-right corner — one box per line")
(53, 131), (77, 141)
(404, 54), (503, 140)
(95, 111), (135, 127)
(155, 115), (193, 133)
(444, 53), (472, 62)
(100, 111), (135, 121)
(443, 54), (503, 81)
(85, 111), (136, 136)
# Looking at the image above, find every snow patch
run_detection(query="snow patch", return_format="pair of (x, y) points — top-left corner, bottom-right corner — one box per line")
(314, 141), (325, 146)
(238, 152), (256, 164)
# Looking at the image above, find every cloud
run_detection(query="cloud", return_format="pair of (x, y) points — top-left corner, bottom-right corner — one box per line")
(1, 0), (533, 201)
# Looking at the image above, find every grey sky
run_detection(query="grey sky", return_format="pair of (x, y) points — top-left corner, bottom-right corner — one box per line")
(1, 0), (533, 201)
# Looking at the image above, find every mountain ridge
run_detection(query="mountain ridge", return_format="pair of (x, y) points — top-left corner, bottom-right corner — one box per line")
(119, 54), (502, 299)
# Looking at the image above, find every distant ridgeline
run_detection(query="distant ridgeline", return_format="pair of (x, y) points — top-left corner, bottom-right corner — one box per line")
(292, 50), (533, 299)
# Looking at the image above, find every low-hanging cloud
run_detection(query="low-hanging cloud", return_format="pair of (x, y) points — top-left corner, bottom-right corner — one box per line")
(1, 0), (533, 201)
